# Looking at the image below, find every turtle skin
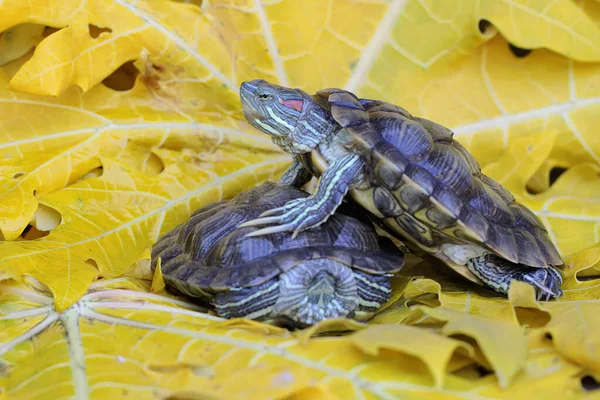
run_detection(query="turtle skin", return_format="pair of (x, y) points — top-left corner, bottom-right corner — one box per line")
(238, 80), (564, 300)
(151, 182), (405, 326)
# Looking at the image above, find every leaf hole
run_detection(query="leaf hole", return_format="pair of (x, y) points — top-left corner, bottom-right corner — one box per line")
(88, 24), (112, 39)
(549, 166), (567, 186)
(12, 172), (25, 179)
(508, 43), (533, 58)
(145, 152), (165, 176)
(73, 166), (104, 185)
(581, 375), (600, 392)
(42, 26), (61, 38)
(101, 60), (139, 91)
(30, 204), (62, 233)
(449, 363), (489, 380)
(477, 20), (491, 34)
(576, 273), (600, 281)
(545, 332), (553, 340)
(19, 224), (49, 240)
(514, 307), (550, 327)
(526, 166), (567, 194)
(474, 365), (493, 377)
(476, 19), (497, 39)
(85, 259), (99, 271)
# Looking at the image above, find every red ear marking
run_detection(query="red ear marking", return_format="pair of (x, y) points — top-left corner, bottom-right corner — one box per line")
(279, 98), (304, 112)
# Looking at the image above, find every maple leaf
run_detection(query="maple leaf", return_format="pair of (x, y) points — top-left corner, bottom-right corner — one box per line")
(0, 0), (599, 398)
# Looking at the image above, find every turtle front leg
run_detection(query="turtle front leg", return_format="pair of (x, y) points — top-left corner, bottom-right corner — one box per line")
(239, 153), (365, 238)
(467, 254), (563, 301)
(279, 156), (313, 188)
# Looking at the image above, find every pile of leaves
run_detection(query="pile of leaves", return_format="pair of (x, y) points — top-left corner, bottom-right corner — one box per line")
(0, 0), (599, 398)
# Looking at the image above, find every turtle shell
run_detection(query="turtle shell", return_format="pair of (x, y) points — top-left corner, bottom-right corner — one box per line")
(151, 182), (404, 299)
(314, 89), (562, 272)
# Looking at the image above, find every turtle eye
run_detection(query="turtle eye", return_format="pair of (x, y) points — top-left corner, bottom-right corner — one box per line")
(258, 92), (273, 101)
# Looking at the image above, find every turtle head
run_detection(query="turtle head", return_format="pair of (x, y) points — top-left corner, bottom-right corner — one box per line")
(240, 79), (337, 154)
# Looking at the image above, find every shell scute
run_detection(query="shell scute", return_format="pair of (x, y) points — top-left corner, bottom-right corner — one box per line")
(360, 99), (413, 118)
(432, 186), (463, 218)
(394, 213), (435, 247)
(485, 223), (519, 264)
(416, 143), (474, 197)
(512, 203), (544, 230)
(397, 178), (430, 214)
(188, 207), (251, 261)
(412, 116), (454, 142)
(457, 206), (489, 242)
(371, 141), (408, 190)
(535, 229), (563, 266)
(481, 174), (515, 202)
(405, 165), (436, 195)
(468, 177), (515, 226)
(373, 186), (403, 217)
(514, 229), (546, 267)
(420, 206), (457, 230)
(511, 203), (562, 266)
(375, 117), (433, 158)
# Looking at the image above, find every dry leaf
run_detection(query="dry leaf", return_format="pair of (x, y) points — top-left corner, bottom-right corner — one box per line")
(0, 0), (599, 398)
(0, 278), (507, 399)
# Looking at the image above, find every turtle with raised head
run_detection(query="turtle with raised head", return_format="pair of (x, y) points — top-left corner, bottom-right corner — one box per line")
(238, 79), (564, 300)
(151, 182), (405, 326)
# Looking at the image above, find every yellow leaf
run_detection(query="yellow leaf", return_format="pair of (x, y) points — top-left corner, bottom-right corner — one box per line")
(0, 279), (517, 400)
(568, 244), (600, 278)
(350, 324), (473, 388)
(544, 279), (600, 375)
(397, 268), (527, 389)
(0, 24), (45, 66)
(479, 0), (600, 61)
(0, 0), (600, 397)
(507, 256), (600, 377)
(150, 257), (165, 295)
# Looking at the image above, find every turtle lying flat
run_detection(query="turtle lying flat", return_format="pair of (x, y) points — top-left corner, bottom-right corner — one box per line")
(151, 182), (405, 326)
(238, 80), (564, 300)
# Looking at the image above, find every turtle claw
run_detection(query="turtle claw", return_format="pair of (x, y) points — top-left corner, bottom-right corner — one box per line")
(243, 223), (297, 238)
(239, 197), (330, 238)
(260, 198), (305, 217)
(238, 216), (284, 228)
(522, 267), (563, 301)
(258, 206), (289, 217)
